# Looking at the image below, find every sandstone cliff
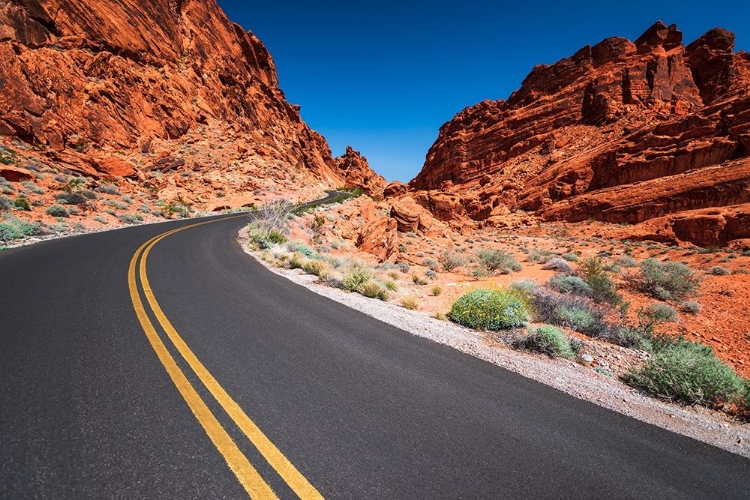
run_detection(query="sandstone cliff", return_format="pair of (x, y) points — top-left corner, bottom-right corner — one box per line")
(334, 146), (386, 198)
(0, 0), (379, 200)
(409, 22), (750, 246)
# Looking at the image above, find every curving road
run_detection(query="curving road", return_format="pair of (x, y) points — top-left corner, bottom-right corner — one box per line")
(1, 196), (749, 498)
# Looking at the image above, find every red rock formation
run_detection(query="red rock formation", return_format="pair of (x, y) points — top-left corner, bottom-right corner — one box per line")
(410, 21), (750, 246)
(334, 146), (386, 198)
(0, 0), (383, 190)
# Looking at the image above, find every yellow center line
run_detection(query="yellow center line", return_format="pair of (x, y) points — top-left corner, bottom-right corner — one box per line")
(130, 217), (323, 499)
(128, 229), (277, 499)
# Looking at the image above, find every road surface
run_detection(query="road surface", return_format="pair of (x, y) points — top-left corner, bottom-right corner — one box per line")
(1, 198), (748, 498)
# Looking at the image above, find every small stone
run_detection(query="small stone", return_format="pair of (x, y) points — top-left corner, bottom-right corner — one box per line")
(580, 354), (594, 367)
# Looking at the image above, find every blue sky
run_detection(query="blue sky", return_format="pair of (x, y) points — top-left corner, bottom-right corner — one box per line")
(217, 1), (750, 182)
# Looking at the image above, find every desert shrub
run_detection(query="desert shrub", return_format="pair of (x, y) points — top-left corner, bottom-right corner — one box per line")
(342, 265), (373, 293)
(425, 269), (437, 280)
(401, 296), (419, 310)
(643, 303), (679, 323)
(397, 262), (410, 274)
(0, 146), (17, 165)
(383, 280), (398, 291)
(360, 281), (388, 300)
(527, 249), (553, 263)
(509, 279), (538, 296)
(118, 214), (143, 224)
(514, 325), (574, 359)
(0, 195), (13, 211)
(680, 300), (702, 314)
(431, 285), (442, 296)
(707, 266), (731, 276)
(106, 200), (129, 210)
(562, 252), (579, 262)
(547, 274), (592, 297)
(440, 250), (466, 271)
(266, 230), (287, 245)
(82, 190), (97, 199)
(423, 257), (439, 271)
(13, 198), (31, 211)
(55, 192), (86, 205)
(93, 216), (108, 225)
(398, 243), (407, 253)
(602, 326), (653, 351)
(302, 259), (325, 277)
(541, 257), (574, 274)
(285, 241), (314, 257)
(578, 256), (622, 306)
(0, 216), (42, 241)
(616, 255), (638, 268)
(449, 288), (530, 330)
(288, 253), (304, 270)
(530, 288), (609, 337)
(477, 248), (521, 274)
(21, 180), (44, 194)
(469, 266), (491, 278)
(46, 204), (69, 217)
(623, 339), (746, 406)
(626, 258), (699, 301)
(96, 184), (119, 194)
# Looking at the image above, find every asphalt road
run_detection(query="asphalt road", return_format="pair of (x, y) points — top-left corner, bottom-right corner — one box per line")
(1, 195), (749, 498)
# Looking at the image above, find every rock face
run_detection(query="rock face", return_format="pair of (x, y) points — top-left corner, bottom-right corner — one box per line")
(334, 146), (386, 198)
(411, 21), (750, 246)
(0, 0), (383, 189)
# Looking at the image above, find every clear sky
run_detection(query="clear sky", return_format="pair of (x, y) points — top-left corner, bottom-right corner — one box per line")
(217, 0), (750, 182)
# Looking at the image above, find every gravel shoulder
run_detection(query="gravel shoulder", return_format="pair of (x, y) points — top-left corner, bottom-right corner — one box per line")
(239, 227), (750, 459)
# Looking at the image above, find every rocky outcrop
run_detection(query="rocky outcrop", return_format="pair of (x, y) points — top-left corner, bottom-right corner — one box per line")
(0, 0), (344, 185)
(410, 21), (750, 246)
(334, 146), (386, 198)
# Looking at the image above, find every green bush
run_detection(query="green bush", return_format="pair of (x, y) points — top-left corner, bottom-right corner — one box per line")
(623, 339), (746, 406)
(547, 275), (592, 296)
(449, 288), (530, 330)
(477, 249), (521, 274)
(643, 303), (679, 323)
(13, 198), (30, 211)
(530, 288), (611, 338)
(267, 230), (287, 245)
(46, 204), (69, 217)
(287, 241), (316, 257)
(578, 256), (622, 306)
(0, 216), (42, 241)
(342, 265), (373, 293)
(562, 252), (579, 262)
(627, 258), (699, 301)
(555, 305), (595, 332)
(515, 325), (574, 359)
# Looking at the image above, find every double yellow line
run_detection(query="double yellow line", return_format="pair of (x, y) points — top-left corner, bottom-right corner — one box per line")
(128, 219), (323, 499)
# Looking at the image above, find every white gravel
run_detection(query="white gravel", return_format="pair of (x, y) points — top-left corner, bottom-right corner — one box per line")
(240, 229), (750, 458)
